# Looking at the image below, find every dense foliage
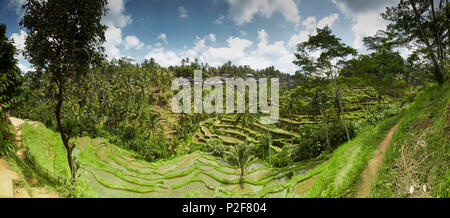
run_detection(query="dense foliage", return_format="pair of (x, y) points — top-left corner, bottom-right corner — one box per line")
(20, 0), (109, 180)
(0, 24), (26, 119)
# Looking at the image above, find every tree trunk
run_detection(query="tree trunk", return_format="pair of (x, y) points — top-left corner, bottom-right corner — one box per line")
(319, 94), (331, 150)
(320, 107), (331, 150)
(333, 75), (350, 141)
(409, 0), (444, 84)
(55, 80), (76, 181)
(268, 128), (271, 164)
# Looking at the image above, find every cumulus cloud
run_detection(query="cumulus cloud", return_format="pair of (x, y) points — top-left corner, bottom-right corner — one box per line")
(317, 13), (339, 29)
(124, 35), (144, 50)
(10, 27), (34, 73)
(226, 0), (300, 25)
(145, 47), (182, 67)
(101, 0), (135, 59)
(331, 0), (400, 49)
(178, 6), (188, 19)
(11, 30), (26, 57)
(158, 33), (168, 45)
(145, 29), (297, 74)
(332, 0), (394, 16)
(288, 13), (340, 47)
(102, 0), (132, 28)
(209, 34), (216, 43)
(104, 25), (123, 58)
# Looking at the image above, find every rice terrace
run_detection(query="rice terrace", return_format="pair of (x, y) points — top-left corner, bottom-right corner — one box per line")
(0, 0), (448, 205)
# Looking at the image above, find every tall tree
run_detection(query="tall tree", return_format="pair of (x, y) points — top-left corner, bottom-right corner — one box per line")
(294, 26), (356, 142)
(382, 0), (449, 84)
(21, 0), (108, 181)
(0, 24), (26, 120)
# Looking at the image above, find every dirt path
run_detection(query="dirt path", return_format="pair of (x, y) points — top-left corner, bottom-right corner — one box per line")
(0, 159), (20, 198)
(9, 117), (26, 160)
(0, 117), (59, 198)
(355, 120), (402, 198)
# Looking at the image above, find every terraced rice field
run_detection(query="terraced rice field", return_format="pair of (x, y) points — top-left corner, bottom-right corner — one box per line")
(15, 86), (389, 198)
(191, 85), (391, 154)
(73, 137), (327, 198)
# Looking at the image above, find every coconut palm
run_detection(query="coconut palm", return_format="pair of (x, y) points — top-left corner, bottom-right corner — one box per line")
(226, 142), (257, 183)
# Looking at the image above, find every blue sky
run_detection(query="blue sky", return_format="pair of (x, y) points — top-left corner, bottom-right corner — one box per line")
(0, 0), (402, 74)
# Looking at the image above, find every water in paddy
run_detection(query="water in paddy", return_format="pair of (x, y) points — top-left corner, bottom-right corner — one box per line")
(80, 142), (323, 198)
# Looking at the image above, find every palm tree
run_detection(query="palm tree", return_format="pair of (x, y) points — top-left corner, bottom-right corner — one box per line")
(141, 111), (162, 141)
(233, 111), (258, 131)
(227, 142), (257, 183)
(283, 93), (298, 145)
(232, 91), (258, 139)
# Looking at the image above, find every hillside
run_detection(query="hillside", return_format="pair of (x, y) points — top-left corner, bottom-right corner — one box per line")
(1, 83), (448, 198)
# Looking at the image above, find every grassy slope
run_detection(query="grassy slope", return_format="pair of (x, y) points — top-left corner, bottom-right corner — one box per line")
(9, 83), (448, 198)
(371, 83), (449, 198)
(303, 82), (449, 198)
(302, 116), (401, 197)
(10, 123), (98, 197)
(16, 121), (328, 198)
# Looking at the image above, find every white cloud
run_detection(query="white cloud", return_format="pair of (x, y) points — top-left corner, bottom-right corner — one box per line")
(158, 33), (168, 44)
(102, 0), (132, 28)
(124, 35), (144, 50)
(9, 28), (33, 73)
(101, 0), (135, 60)
(226, 0), (300, 25)
(17, 62), (32, 73)
(288, 30), (311, 47)
(288, 13), (340, 47)
(7, 0), (26, 14)
(331, 0), (400, 49)
(302, 16), (317, 31)
(11, 30), (26, 58)
(239, 30), (248, 36)
(351, 12), (388, 49)
(178, 6), (188, 19)
(104, 25), (123, 59)
(214, 14), (225, 25)
(145, 47), (182, 67)
(145, 29), (298, 74)
(209, 34), (216, 43)
(317, 13), (339, 29)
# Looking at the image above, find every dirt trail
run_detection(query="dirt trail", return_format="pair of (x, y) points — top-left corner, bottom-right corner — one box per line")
(0, 117), (59, 198)
(9, 117), (26, 160)
(355, 120), (402, 198)
(0, 159), (20, 198)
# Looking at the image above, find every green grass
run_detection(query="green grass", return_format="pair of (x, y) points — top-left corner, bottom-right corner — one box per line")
(371, 83), (450, 198)
(21, 123), (71, 178)
(302, 115), (402, 197)
(13, 81), (435, 198)
(16, 121), (328, 197)
(4, 122), (98, 198)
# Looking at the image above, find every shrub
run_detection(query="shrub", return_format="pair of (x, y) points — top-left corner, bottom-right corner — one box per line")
(292, 121), (356, 162)
(205, 138), (226, 157)
(0, 118), (15, 156)
(271, 147), (292, 168)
